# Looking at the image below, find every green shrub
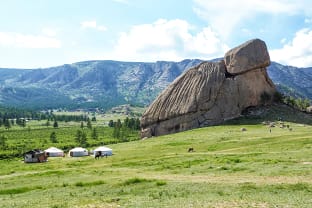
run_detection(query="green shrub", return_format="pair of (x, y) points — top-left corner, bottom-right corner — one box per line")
(156, 180), (167, 186)
(74, 180), (105, 187)
(123, 177), (151, 185)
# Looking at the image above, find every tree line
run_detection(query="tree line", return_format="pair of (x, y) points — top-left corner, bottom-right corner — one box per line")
(54, 117), (141, 147)
(261, 91), (311, 112)
(108, 117), (140, 141)
(0, 105), (95, 123)
(0, 118), (26, 129)
(283, 96), (311, 111)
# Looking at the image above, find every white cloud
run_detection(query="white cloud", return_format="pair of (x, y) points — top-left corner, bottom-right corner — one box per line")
(305, 18), (312, 23)
(241, 28), (252, 35)
(80, 20), (107, 31)
(0, 32), (61, 48)
(112, 19), (228, 61)
(193, 0), (312, 39)
(41, 28), (58, 37)
(81, 21), (97, 29)
(97, 25), (107, 31)
(112, 0), (128, 4)
(280, 38), (287, 44)
(270, 28), (312, 67)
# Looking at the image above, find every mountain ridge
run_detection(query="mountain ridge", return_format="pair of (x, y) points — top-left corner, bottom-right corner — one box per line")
(0, 59), (311, 110)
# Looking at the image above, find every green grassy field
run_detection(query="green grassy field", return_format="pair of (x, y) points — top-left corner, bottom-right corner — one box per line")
(0, 115), (140, 159)
(0, 118), (311, 207)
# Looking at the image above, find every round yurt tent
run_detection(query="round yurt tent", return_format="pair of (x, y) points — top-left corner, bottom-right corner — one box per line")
(68, 147), (89, 157)
(93, 146), (113, 157)
(45, 147), (64, 157)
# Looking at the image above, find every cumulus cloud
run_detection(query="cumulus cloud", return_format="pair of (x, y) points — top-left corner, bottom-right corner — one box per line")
(41, 28), (58, 37)
(113, 19), (228, 61)
(80, 20), (107, 31)
(0, 32), (61, 48)
(270, 28), (312, 67)
(193, 0), (312, 39)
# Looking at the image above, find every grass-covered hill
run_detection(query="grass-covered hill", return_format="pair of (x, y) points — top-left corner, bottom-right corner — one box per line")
(0, 104), (311, 207)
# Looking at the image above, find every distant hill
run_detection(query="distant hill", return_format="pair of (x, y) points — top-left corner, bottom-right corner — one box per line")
(267, 62), (312, 98)
(0, 60), (311, 110)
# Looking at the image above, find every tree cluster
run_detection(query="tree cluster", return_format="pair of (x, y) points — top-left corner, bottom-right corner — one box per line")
(265, 91), (311, 112)
(283, 96), (311, 111)
(0, 106), (42, 120)
(109, 117), (140, 140)
(49, 114), (89, 122)
(0, 118), (27, 129)
(75, 130), (88, 147)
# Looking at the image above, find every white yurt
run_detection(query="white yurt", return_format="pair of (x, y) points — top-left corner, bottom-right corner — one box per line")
(93, 146), (113, 157)
(44, 147), (64, 157)
(68, 147), (89, 157)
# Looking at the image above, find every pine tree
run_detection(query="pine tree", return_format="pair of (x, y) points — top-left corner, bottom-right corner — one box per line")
(113, 125), (120, 139)
(108, 120), (114, 127)
(121, 123), (129, 141)
(53, 120), (58, 128)
(4, 119), (11, 130)
(75, 130), (87, 146)
(21, 119), (26, 127)
(81, 131), (87, 146)
(87, 119), (92, 129)
(135, 118), (140, 130)
(91, 127), (98, 140)
(50, 132), (58, 143)
(75, 130), (82, 144)
(113, 120), (122, 139)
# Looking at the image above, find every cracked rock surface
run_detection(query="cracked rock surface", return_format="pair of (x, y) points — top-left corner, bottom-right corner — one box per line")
(141, 39), (276, 138)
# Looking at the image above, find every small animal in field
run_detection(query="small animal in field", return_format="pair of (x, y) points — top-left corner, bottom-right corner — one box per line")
(188, 147), (194, 152)
(95, 152), (101, 159)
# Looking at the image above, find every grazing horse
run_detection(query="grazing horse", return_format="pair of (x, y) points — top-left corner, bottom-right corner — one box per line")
(188, 147), (194, 152)
(95, 151), (101, 159)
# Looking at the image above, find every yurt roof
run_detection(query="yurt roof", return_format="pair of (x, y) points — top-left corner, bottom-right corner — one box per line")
(70, 147), (87, 152)
(94, 146), (112, 151)
(25, 149), (44, 154)
(45, 147), (63, 153)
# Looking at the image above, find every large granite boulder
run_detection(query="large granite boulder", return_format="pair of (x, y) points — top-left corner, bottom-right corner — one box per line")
(224, 39), (270, 74)
(141, 39), (276, 138)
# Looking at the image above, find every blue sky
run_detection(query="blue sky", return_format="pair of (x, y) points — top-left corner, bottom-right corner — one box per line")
(0, 0), (312, 68)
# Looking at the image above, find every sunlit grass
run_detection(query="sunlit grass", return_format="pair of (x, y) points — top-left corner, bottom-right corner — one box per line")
(0, 120), (311, 207)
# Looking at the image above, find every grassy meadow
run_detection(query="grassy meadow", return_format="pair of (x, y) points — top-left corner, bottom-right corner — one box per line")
(0, 117), (311, 207)
(0, 110), (141, 159)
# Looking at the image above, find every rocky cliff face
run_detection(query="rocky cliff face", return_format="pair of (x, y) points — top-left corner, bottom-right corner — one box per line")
(141, 39), (276, 138)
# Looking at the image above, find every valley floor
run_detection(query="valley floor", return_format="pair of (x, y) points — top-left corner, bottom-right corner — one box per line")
(0, 122), (312, 208)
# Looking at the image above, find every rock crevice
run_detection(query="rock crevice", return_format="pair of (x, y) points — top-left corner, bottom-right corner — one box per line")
(141, 39), (276, 138)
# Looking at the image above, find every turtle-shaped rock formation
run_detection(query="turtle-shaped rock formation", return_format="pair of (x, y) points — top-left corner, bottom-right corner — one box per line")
(141, 39), (276, 138)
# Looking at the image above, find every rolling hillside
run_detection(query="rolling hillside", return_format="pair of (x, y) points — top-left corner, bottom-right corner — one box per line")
(0, 60), (311, 110)
(0, 105), (311, 207)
